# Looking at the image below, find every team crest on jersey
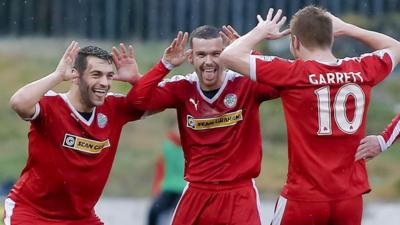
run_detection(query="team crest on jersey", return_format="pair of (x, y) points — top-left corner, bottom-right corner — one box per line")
(97, 113), (108, 128)
(186, 109), (243, 130)
(63, 134), (110, 154)
(223, 94), (237, 108)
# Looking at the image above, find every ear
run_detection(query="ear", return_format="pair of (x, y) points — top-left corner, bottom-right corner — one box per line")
(292, 35), (300, 51)
(187, 49), (194, 64)
(71, 68), (80, 84)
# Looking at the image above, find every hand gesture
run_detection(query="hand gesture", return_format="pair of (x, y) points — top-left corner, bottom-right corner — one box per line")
(355, 135), (382, 161)
(112, 43), (141, 83)
(162, 31), (190, 67)
(326, 12), (350, 37)
(55, 41), (80, 81)
(220, 25), (240, 46)
(255, 8), (290, 40)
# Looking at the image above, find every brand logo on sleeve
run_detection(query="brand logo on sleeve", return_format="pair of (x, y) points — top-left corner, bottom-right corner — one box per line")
(186, 110), (243, 130)
(62, 134), (110, 154)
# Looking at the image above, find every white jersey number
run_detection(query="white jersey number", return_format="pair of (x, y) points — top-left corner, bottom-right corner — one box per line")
(315, 83), (365, 135)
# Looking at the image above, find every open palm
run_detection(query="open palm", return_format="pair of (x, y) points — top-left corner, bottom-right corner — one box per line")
(56, 41), (80, 81)
(163, 31), (189, 67)
(112, 43), (141, 83)
(256, 8), (290, 40)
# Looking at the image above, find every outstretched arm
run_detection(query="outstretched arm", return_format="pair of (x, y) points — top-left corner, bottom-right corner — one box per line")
(127, 31), (190, 110)
(329, 13), (400, 64)
(220, 9), (290, 76)
(355, 113), (400, 161)
(9, 41), (80, 119)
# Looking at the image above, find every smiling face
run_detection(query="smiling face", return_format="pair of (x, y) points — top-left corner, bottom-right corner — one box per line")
(78, 56), (114, 108)
(188, 37), (225, 91)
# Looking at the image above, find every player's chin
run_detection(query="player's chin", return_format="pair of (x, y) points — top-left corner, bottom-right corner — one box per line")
(91, 97), (106, 107)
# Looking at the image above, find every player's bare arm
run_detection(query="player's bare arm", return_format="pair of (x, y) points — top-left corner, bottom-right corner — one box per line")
(328, 13), (400, 64)
(162, 31), (190, 67)
(9, 41), (80, 119)
(220, 8), (290, 76)
(111, 43), (141, 84)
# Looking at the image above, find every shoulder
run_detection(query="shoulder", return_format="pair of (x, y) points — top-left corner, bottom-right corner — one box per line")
(158, 72), (198, 87)
(342, 49), (393, 62)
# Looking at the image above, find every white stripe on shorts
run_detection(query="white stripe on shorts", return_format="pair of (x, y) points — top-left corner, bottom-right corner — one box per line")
(169, 182), (189, 225)
(271, 195), (287, 225)
(4, 198), (16, 225)
(251, 179), (263, 223)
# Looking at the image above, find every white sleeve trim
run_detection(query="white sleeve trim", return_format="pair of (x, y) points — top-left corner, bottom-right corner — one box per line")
(383, 48), (397, 72)
(23, 103), (40, 121)
(161, 57), (175, 71)
(377, 135), (387, 152)
(376, 48), (397, 72)
(249, 55), (257, 81)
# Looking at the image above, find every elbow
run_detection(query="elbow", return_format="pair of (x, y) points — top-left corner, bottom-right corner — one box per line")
(9, 94), (22, 113)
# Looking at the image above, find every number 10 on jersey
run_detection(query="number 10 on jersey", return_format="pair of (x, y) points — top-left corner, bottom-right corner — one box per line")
(315, 83), (365, 135)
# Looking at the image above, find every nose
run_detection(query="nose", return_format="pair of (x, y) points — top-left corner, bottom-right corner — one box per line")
(99, 75), (109, 87)
(205, 55), (213, 64)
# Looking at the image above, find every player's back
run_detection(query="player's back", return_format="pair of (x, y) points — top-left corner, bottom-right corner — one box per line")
(250, 49), (394, 201)
(278, 51), (394, 201)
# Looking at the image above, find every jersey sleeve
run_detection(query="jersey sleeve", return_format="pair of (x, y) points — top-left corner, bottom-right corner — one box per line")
(106, 93), (146, 124)
(29, 91), (58, 127)
(377, 113), (400, 151)
(359, 49), (396, 85)
(249, 55), (303, 88)
(127, 62), (182, 111)
(253, 82), (280, 102)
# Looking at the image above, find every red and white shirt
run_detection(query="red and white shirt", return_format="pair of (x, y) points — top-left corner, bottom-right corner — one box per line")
(378, 113), (400, 151)
(249, 49), (396, 201)
(9, 91), (144, 219)
(129, 62), (279, 183)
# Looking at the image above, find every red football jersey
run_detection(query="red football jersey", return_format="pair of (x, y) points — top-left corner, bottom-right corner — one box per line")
(129, 62), (279, 183)
(9, 91), (143, 219)
(249, 49), (395, 201)
(378, 113), (400, 151)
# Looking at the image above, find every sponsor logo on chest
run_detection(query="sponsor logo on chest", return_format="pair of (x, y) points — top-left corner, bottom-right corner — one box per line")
(186, 109), (243, 130)
(62, 133), (110, 154)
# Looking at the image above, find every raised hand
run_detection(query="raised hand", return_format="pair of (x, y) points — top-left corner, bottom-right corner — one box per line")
(326, 12), (350, 37)
(220, 25), (240, 47)
(55, 41), (80, 81)
(162, 31), (190, 67)
(355, 135), (382, 161)
(255, 8), (290, 40)
(112, 43), (141, 84)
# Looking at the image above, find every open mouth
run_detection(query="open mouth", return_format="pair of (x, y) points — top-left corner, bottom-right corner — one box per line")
(93, 88), (108, 98)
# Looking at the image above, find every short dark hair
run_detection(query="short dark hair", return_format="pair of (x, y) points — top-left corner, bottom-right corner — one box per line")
(74, 46), (113, 75)
(290, 6), (333, 49)
(189, 25), (221, 48)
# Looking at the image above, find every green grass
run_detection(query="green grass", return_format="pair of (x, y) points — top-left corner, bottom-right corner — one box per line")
(0, 38), (400, 199)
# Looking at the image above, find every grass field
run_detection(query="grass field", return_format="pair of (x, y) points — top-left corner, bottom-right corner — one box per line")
(0, 38), (399, 201)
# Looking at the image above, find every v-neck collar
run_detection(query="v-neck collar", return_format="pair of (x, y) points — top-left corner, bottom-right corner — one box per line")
(196, 70), (229, 104)
(60, 93), (96, 126)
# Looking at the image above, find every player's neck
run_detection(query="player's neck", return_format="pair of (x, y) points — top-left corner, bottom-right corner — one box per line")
(300, 48), (337, 63)
(67, 89), (94, 113)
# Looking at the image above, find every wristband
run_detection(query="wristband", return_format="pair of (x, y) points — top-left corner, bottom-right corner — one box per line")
(161, 57), (175, 70)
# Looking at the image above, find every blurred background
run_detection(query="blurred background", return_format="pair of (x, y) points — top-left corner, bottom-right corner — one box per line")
(0, 0), (399, 224)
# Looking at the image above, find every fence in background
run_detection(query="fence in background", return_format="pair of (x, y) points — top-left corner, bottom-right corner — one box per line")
(0, 0), (399, 40)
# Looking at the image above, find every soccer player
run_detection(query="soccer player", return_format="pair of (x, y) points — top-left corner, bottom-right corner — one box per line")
(356, 113), (400, 161)
(3, 42), (168, 224)
(126, 26), (279, 225)
(220, 6), (400, 225)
